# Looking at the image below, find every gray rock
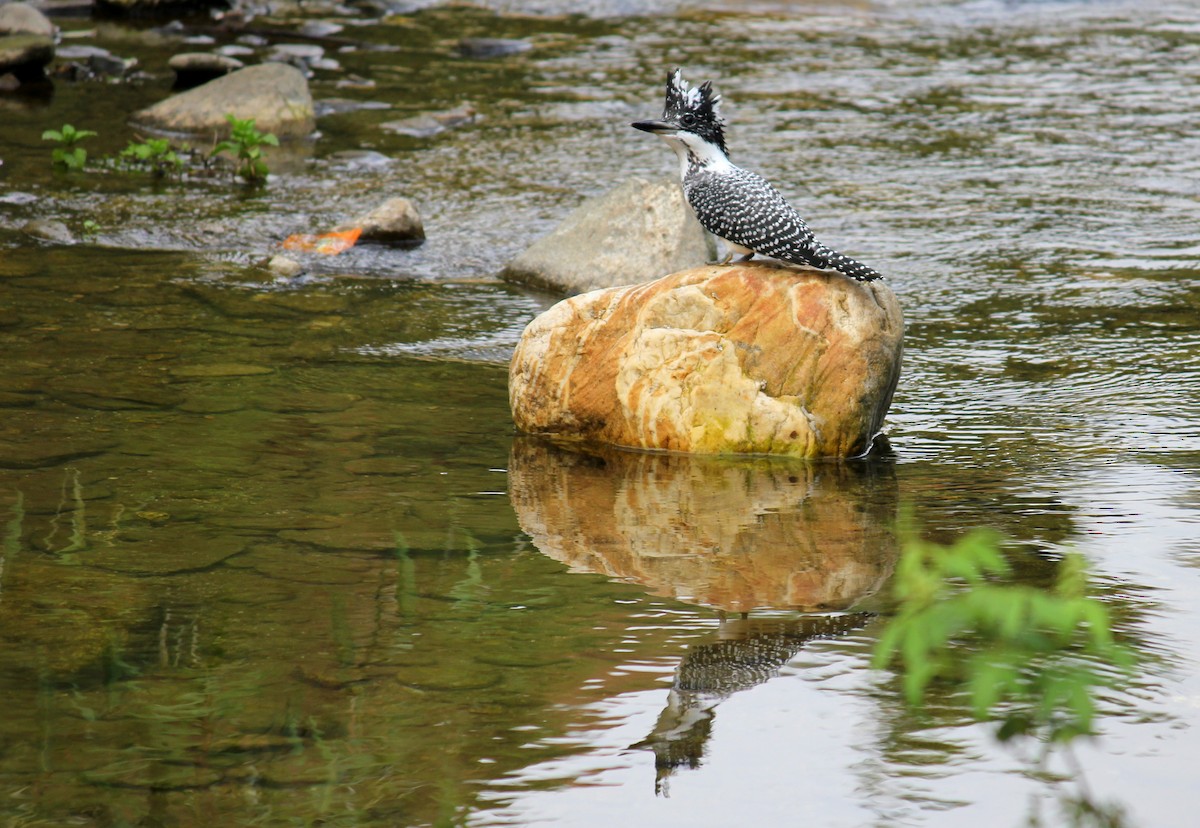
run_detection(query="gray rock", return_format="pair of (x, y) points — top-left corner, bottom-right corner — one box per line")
(21, 219), (75, 244)
(88, 52), (136, 77)
(267, 255), (303, 278)
(335, 74), (375, 90)
(327, 149), (392, 169)
(215, 44), (255, 58)
(309, 57), (340, 72)
(300, 20), (344, 38)
(271, 43), (324, 61)
(56, 45), (113, 60)
(457, 37), (531, 58)
(0, 3), (55, 38)
(266, 42), (324, 74)
(501, 176), (716, 295)
(129, 63), (315, 139)
(314, 97), (389, 116)
(381, 104), (475, 138)
(0, 34), (52, 81)
(168, 51), (243, 90)
(334, 197), (424, 246)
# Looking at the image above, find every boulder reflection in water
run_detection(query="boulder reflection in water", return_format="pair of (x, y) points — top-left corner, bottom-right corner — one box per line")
(508, 439), (896, 790)
(508, 437), (899, 613)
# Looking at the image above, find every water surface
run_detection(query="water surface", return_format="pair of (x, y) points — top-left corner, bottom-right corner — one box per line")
(2, 0), (1200, 825)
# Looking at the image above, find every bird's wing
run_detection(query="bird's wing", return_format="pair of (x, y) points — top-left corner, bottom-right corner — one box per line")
(686, 168), (820, 265)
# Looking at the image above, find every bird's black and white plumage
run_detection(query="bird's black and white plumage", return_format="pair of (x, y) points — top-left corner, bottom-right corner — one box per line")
(632, 69), (881, 283)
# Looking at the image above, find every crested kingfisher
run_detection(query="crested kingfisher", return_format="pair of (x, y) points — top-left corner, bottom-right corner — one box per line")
(632, 69), (882, 282)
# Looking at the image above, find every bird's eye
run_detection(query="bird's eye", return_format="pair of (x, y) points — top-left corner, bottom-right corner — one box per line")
(680, 112), (697, 126)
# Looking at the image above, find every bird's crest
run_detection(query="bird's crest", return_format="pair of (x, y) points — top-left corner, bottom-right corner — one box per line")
(663, 68), (728, 156)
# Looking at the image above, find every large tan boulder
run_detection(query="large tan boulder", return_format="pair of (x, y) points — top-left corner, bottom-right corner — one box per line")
(508, 439), (898, 612)
(509, 263), (903, 458)
(129, 63), (314, 140)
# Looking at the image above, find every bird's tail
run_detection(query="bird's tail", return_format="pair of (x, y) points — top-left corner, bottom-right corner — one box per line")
(806, 242), (882, 282)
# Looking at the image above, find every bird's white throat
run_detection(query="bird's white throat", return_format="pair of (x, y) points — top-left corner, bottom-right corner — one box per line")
(660, 132), (733, 179)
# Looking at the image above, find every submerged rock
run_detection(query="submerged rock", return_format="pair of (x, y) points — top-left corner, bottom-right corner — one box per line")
(334, 197), (425, 246)
(168, 52), (243, 90)
(87, 52), (136, 78)
(266, 42), (324, 75)
(267, 255), (303, 278)
(457, 37), (531, 58)
(129, 63), (315, 139)
(21, 219), (75, 244)
(0, 33), (53, 82)
(500, 176), (715, 295)
(509, 263), (904, 458)
(380, 104), (475, 138)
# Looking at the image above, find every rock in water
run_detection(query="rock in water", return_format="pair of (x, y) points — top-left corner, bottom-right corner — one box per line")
(168, 52), (244, 90)
(0, 33), (53, 82)
(0, 3), (55, 38)
(334, 197), (425, 246)
(509, 263), (903, 458)
(129, 63), (315, 139)
(500, 176), (716, 295)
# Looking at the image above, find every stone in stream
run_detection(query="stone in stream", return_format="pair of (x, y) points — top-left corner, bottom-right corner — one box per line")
(380, 104), (476, 138)
(456, 37), (532, 58)
(509, 263), (904, 458)
(500, 176), (716, 295)
(266, 42), (325, 76)
(0, 3), (55, 38)
(21, 219), (75, 244)
(267, 255), (304, 278)
(334, 197), (425, 247)
(0, 33), (54, 83)
(168, 52), (244, 90)
(52, 44), (134, 82)
(56, 45), (114, 60)
(129, 63), (315, 139)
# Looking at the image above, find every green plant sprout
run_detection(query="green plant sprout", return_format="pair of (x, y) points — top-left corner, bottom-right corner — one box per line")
(873, 529), (1135, 744)
(42, 124), (98, 171)
(211, 114), (279, 183)
(120, 136), (183, 177)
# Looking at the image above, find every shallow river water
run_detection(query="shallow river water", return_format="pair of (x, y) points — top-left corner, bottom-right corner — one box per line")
(2, 0), (1200, 825)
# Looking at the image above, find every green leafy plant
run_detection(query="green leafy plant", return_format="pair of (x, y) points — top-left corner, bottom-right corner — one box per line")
(120, 136), (183, 177)
(873, 529), (1134, 743)
(42, 124), (98, 171)
(873, 528), (1137, 827)
(211, 114), (279, 183)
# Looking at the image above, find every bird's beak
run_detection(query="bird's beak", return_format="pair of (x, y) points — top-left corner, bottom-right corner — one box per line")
(632, 119), (677, 134)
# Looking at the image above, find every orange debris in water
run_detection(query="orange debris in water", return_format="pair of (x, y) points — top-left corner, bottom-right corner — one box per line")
(281, 227), (362, 255)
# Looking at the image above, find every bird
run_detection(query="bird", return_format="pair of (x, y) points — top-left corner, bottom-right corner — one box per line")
(632, 69), (882, 282)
